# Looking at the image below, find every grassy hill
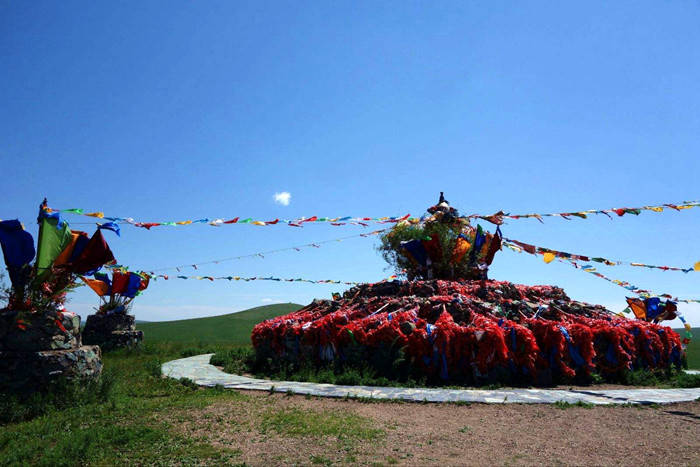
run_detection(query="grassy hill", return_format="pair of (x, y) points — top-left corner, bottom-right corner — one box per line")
(677, 328), (699, 369)
(136, 303), (302, 346)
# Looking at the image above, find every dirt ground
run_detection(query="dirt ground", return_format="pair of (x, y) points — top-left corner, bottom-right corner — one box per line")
(171, 391), (700, 466)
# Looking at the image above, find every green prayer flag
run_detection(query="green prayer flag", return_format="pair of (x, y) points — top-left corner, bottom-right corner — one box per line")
(36, 218), (72, 278)
(62, 209), (84, 214)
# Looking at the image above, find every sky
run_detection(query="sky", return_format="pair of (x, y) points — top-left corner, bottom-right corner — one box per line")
(1, 1), (698, 326)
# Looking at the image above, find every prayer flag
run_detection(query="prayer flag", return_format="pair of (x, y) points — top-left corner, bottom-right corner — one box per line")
(452, 237), (471, 263)
(97, 222), (121, 237)
(112, 271), (129, 294)
(54, 230), (88, 266)
(626, 298), (647, 320)
(122, 272), (142, 298)
(70, 230), (115, 274)
(0, 220), (36, 288)
(80, 276), (110, 296)
(36, 216), (73, 278)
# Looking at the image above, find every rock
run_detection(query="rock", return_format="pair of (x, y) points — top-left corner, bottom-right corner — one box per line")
(0, 309), (81, 352)
(0, 345), (103, 392)
(82, 313), (143, 350)
(99, 330), (144, 351)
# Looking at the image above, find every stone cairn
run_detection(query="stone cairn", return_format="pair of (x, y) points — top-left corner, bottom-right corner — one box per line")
(252, 194), (685, 386)
(252, 279), (684, 386)
(82, 309), (143, 350)
(0, 308), (102, 392)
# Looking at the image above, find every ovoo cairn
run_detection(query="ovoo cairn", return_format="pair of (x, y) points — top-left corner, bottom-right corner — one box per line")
(81, 270), (148, 350)
(252, 195), (684, 386)
(0, 202), (110, 392)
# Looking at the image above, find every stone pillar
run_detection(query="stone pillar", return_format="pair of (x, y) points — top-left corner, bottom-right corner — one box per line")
(0, 309), (103, 392)
(82, 313), (143, 350)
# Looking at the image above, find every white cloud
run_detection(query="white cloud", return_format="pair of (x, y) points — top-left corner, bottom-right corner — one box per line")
(261, 298), (281, 303)
(274, 191), (291, 206)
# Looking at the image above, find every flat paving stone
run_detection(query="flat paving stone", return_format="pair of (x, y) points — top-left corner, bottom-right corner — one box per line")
(162, 353), (700, 405)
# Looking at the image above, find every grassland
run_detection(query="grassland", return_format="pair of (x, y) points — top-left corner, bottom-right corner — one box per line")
(0, 308), (698, 465)
(1, 341), (698, 466)
(136, 303), (301, 345)
(678, 328), (699, 369)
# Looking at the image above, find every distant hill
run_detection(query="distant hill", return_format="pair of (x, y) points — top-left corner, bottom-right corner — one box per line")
(136, 303), (301, 345)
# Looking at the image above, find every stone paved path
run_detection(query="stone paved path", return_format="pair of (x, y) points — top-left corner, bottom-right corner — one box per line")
(162, 354), (700, 405)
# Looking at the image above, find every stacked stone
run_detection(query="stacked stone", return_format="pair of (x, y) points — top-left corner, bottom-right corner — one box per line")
(82, 312), (143, 350)
(0, 309), (102, 392)
(252, 279), (684, 386)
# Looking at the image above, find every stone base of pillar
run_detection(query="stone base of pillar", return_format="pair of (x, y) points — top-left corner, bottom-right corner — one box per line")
(0, 345), (103, 392)
(83, 313), (143, 350)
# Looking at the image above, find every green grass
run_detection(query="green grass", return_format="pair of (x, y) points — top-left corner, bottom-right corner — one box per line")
(0, 340), (389, 465)
(136, 303), (301, 345)
(0, 342), (249, 465)
(675, 327), (699, 369)
(259, 406), (384, 440)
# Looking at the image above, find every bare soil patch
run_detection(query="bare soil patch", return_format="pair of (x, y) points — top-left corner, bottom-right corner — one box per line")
(168, 391), (700, 466)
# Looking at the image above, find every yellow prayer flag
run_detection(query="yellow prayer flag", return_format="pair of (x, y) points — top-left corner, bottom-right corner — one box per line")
(452, 237), (471, 263)
(694, 261), (700, 271)
(685, 323), (692, 331)
(79, 276), (110, 296)
(252, 221), (266, 226)
(543, 252), (556, 264)
(647, 206), (664, 212)
(85, 212), (104, 218)
(176, 220), (192, 225)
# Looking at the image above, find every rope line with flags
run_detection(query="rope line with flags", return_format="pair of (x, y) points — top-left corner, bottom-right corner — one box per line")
(470, 200), (700, 225)
(501, 237), (700, 273)
(43, 198), (699, 230)
(106, 229), (388, 274)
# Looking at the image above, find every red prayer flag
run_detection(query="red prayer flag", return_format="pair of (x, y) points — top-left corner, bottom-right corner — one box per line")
(112, 271), (129, 294)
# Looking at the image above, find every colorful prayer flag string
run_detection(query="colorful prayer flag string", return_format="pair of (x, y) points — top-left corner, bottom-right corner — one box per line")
(502, 240), (700, 303)
(108, 229), (388, 274)
(502, 241), (696, 343)
(50, 208), (412, 229)
(501, 237), (697, 273)
(136, 273), (400, 286)
(471, 200), (700, 225)
(47, 199), (699, 230)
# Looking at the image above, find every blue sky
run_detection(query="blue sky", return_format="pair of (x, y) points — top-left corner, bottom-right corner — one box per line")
(1, 1), (698, 325)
